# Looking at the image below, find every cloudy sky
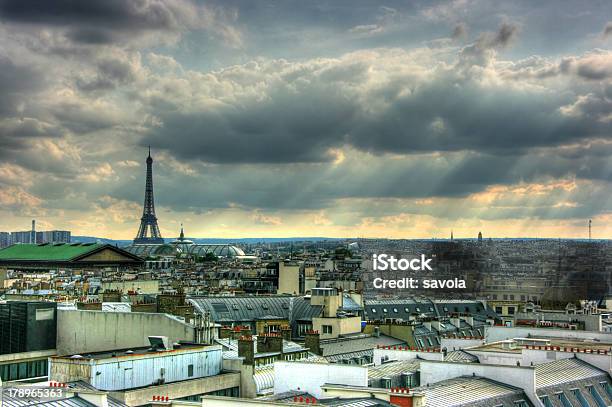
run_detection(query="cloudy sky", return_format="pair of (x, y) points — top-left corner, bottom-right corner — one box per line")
(0, 0), (610, 239)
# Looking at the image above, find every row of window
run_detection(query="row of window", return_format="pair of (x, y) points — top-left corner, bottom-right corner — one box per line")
(539, 384), (611, 407)
(0, 359), (48, 382)
(491, 294), (538, 301)
(369, 305), (483, 314)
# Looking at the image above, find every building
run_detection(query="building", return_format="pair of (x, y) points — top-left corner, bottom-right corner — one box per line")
(189, 289), (363, 340)
(0, 301), (57, 382)
(0, 243), (144, 271)
(37, 230), (71, 244)
(50, 337), (239, 406)
(11, 230), (35, 244)
(0, 301), (56, 355)
(0, 232), (10, 248)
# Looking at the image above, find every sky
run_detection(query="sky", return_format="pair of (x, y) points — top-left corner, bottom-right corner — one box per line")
(0, 0), (610, 240)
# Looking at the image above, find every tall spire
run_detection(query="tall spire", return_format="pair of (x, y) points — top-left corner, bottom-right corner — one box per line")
(179, 223), (185, 240)
(134, 148), (164, 244)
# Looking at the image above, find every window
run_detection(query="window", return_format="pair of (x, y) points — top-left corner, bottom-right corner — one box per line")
(426, 337), (433, 346)
(371, 308), (377, 313)
(322, 325), (333, 334)
(556, 392), (572, 407)
(586, 385), (607, 407)
(539, 396), (553, 407)
(571, 388), (589, 407)
(393, 308), (398, 313)
(495, 307), (503, 314)
(187, 364), (194, 377)
(415, 307), (421, 312)
(600, 381), (612, 399)
(514, 401), (529, 407)
(382, 308), (388, 313)
(404, 307), (410, 313)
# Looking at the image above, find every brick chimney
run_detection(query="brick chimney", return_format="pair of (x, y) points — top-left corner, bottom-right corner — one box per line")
(238, 335), (255, 365)
(220, 326), (232, 339)
(305, 330), (322, 355)
(257, 333), (283, 354)
(281, 325), (292, 341)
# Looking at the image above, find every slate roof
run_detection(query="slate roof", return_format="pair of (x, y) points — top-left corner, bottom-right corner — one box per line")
(364, 298), (496, 321)
(188, 296), (323, 324)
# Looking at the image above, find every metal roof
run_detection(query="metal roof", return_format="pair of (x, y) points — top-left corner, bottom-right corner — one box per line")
(254, 366), (275, 395)
(416, 376), (533, 407)
(535, 358), (608, 389)
(215, 337), (307, 355)
(368, 360), (421, 379)
(320, 334), (406, 357)
(318, 398), (395, 407)
(0, 243), (103, 261)
(444, 350), (479, 363)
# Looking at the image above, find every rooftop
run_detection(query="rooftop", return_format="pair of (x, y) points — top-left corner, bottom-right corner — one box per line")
(414, 376), (533, 407)
(53, 343), (215, 360)
(535, 358), (609, 389)
(0, 243), (104, 261)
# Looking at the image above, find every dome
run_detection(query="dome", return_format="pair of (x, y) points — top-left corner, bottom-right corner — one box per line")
(124, 244), (180, 257)
(187, 244), (245, 258)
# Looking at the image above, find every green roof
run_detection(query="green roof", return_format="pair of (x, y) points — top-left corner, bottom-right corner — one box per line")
(0, 243), (106, 261)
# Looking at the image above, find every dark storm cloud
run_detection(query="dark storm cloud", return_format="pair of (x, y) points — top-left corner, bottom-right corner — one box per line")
(0, 0), (185, 44)
(0, 55), (43, 115)
(145, 48), (609, 168)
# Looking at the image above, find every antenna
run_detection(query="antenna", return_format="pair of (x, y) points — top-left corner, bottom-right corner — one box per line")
(588, 219), (592, 240)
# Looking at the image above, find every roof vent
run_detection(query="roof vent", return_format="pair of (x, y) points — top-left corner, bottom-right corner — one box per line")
(148, 336), (172, 351)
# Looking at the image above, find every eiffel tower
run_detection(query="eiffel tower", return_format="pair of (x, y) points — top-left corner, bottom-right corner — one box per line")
(134, 147), (164, 244)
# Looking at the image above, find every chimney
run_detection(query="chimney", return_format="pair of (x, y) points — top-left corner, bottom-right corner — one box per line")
(257, 333), (283, 354)
(305, 330), (322, 355)
(238, 335), (255, 365)
(220, 326), (232, 339)
(389, 390), (426, 407)
(281, 325), (292, 341)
